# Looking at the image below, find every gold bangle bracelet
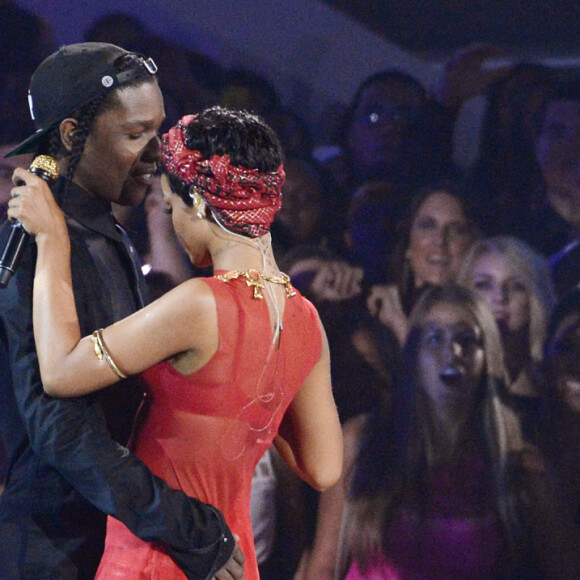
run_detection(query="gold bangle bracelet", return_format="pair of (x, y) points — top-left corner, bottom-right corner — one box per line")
(91, 329), (127, 380)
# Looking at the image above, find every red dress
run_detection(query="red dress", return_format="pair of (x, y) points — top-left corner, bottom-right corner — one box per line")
(95, 274), (322, 579)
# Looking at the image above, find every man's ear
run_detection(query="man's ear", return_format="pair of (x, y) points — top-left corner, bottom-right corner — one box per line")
(59, 118), (79, 152)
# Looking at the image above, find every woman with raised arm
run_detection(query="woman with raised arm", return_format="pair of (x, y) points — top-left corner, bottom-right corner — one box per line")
(8, 106), (343, 580)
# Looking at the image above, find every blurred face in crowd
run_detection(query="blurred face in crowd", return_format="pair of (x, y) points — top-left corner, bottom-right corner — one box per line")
(406, 191), (473, 288)
(419, 301), (485, 418)
(72, 81), (165, 207)
(546, 312), (580, 414)
(468, 250), (530, 336)
(535, 99), (580, 228)
(348, 79), (423, 177)
(0, 144), (33, 220)
(495, 67), (552, 143)
(276, 159), (322, 244)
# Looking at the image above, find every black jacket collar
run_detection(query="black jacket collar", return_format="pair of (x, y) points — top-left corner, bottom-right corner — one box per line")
(53, 177), (122, 242)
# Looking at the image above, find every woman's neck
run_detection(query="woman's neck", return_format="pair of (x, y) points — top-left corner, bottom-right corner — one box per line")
(210, 230), (280, 275)
(501, 329), (531, 382)
(428, 407), (478, 464)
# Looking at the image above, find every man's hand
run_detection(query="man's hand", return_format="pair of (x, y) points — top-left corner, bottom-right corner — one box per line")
(213, 540), (245, 579)
(8, 168), (66, 240)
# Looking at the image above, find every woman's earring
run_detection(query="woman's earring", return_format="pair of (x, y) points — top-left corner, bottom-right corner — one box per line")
(190, 189), (206, 219)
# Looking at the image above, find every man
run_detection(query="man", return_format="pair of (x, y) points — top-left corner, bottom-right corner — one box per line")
(0, 43), (243, 579)
(534, 79), (580, 296)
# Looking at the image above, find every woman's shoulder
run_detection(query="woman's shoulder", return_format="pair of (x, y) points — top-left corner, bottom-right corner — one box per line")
(153, 276), (218, 322)
(172, 276), (216, 299)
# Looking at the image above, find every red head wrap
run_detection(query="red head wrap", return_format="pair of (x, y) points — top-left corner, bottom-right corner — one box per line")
(161, 114), (284, 238)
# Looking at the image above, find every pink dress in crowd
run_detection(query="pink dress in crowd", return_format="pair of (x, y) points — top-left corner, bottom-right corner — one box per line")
(345, 455), (504, 579)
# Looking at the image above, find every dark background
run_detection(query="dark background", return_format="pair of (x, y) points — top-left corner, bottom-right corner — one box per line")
(326, 0), (580, 58)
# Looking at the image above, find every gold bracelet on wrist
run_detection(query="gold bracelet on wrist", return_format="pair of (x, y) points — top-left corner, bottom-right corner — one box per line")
(91, 329), (127, 380)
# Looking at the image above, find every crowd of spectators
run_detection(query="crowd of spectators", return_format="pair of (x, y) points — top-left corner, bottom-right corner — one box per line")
(2, 2), (580, 577)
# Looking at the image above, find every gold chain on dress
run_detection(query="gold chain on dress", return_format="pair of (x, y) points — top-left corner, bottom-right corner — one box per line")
(214, 269), (296, 299)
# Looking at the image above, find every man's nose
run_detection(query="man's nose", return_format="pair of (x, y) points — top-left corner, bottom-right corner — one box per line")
(143, 134), (161, 162)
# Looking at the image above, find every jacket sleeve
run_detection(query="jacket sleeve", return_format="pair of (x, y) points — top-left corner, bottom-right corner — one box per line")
(0, 250), (234, 580)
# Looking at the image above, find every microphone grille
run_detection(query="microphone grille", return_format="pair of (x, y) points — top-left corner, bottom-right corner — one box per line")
(30, 155), (60, 183)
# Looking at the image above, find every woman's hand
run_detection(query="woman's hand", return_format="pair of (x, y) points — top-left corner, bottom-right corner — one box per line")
(7, 168), (66, 240)
(309, 261), (363, 301)
(288, 258), (364, 302)
(366, 284), (408, 345)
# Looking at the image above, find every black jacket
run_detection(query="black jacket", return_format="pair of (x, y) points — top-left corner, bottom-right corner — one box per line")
(0, 179), (234, 579)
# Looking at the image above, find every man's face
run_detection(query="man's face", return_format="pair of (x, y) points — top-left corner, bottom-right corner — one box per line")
(535, 99), (580, 228)
(72, 81), (165, 207)
(348, 81), (423, 176)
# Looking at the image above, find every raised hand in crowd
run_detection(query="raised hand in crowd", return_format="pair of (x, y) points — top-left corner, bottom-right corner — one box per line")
(434, 43), (513, 108)
(366, 284), (408, 345)
(288, 258), (364, 303)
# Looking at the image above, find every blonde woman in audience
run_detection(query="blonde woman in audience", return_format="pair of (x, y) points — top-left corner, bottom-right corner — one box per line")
(457, 236), (556, 438)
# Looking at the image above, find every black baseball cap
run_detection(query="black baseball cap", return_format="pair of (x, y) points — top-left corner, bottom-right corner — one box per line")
(6, 42), (158, 157)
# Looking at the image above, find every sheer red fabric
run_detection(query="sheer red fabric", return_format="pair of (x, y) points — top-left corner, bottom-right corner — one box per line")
(95, 275), (322, 579)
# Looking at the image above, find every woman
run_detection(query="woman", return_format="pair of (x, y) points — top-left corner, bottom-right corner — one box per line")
(457, 236), (556, 436)
(366, 183), (477, 344)
(304, 285), (580, 580)
(9, 107), (343, 579)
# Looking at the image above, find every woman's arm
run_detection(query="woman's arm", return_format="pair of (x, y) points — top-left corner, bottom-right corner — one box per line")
(302, 415), (365, 580)
(9, 168), (218, 397)
(274, 318), (343, 492)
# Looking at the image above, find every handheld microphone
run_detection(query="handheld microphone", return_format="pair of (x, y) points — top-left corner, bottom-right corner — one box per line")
(0, 155), (59, 288)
